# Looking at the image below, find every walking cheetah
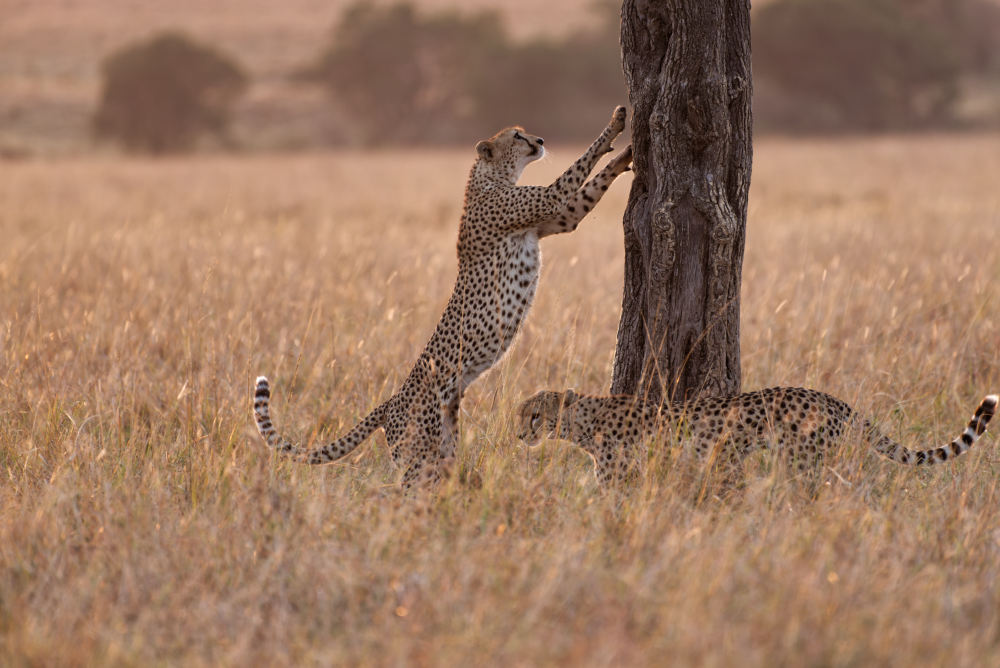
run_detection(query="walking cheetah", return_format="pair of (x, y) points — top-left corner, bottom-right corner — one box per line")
(516, 388), (998, 488)
(254, 106), (633, 485)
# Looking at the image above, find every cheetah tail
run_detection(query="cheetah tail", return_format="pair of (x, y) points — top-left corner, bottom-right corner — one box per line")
(253, 376), (387, 464)
(866, 394), (998, 466)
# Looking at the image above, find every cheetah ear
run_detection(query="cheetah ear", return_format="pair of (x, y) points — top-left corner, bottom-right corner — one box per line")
(475, 140), (495, 160)
(562, 389), (579, 407)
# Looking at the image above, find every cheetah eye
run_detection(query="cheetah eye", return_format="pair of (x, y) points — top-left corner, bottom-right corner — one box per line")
(530, 413), (541, 429)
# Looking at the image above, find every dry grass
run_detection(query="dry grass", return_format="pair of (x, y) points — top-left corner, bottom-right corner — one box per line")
(1, 135), (999, 665)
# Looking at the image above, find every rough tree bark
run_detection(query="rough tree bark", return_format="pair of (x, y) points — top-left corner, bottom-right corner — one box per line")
(611, 0), (752, 405)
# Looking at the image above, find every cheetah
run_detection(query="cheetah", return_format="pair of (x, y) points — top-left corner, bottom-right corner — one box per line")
(516, 387), (998, 488)
(254, 106), (633, 485)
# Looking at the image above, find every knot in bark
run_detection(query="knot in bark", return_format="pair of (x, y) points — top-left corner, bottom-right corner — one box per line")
(650, 111), (669, 133)
(652, 205), (674, 235)
(651, 206), (676, 275)
(710, 218), (735, 244)
(728, 75), (747, 101)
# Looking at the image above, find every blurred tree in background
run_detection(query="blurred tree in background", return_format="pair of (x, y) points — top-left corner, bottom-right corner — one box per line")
(299, 3), (508, 145)
(300, 0), (999, 145)
(471, 2), (624, 140)
(754, 0), (1000, 133)
(94, 32), (247, 153)
(301, 1), (621, 145)
(79, 0), (1000, 154)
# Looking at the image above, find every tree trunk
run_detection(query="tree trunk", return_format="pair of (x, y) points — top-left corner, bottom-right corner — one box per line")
(611, 0), (752, 405)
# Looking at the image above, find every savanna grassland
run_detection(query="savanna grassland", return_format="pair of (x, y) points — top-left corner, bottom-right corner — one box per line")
(1, 135), (999, 665)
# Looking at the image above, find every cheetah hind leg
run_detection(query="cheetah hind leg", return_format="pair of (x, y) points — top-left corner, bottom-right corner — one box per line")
(440, 391), (460, 459)
(396, 359), (455, 491)
(401, 455), (455, 492)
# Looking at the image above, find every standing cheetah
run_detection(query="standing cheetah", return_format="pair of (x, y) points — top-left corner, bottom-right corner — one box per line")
(254, 106), (633, 485)
(516, 388), (998, 488)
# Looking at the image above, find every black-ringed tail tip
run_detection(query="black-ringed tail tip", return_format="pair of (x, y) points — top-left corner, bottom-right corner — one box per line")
(872, 393), (996, 465)
(970, 394), (998, 439)
(253, 376), (277, 446)
(253, 376), (271, 409)
(251, 375), (309, 456)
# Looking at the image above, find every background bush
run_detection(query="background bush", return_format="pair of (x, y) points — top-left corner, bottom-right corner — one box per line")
(301, 0), (1000, 145)
(94, 32), (247, 154)
(82, 1), (1000, 153)
(300, 1), (622, 145)
(753, 0), (1000, 133)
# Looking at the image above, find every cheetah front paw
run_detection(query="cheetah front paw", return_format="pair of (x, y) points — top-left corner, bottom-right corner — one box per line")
(600, 105), (628, 153)
(608, 144), (633, 175)
(609, 105), (627, 134)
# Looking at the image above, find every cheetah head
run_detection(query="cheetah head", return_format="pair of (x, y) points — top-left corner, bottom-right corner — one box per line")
(515, 389), (578, 446)
(475, 127), (545, 181)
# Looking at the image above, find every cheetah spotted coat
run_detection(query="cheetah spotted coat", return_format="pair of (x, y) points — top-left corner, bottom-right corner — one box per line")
(516, 388), (998, 488)
(255, 107), (633, 487)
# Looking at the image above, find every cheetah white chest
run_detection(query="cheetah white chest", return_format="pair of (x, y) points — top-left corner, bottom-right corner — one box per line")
(455, 230), (540, 387)
(495, 230), (541, 339)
